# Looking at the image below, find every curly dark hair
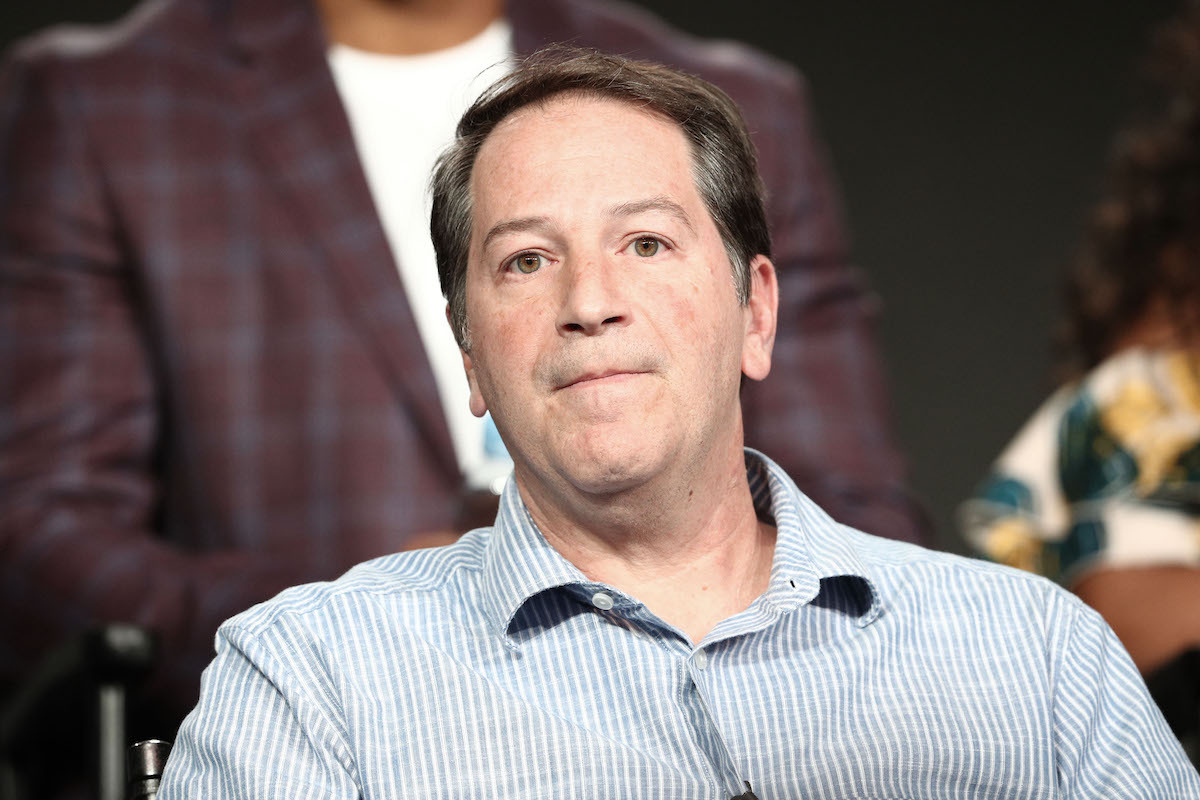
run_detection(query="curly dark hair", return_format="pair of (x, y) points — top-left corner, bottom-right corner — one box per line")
(1059, 1), (1200, 378)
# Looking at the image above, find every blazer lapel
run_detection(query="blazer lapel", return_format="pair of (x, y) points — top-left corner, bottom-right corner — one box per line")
(225, 0), (459, 482)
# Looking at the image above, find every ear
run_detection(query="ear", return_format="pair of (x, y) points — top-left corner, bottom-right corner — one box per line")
(447, 303), (489, 418)
(741, 254), (778, 382)
(462, 349), (489, 417)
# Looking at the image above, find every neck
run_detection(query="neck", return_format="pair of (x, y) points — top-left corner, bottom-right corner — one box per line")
(520, 443), (777, 645)
(314, 0), (505, 55)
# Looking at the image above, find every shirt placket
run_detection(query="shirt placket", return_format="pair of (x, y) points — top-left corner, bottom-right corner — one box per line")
(585, 585), (770, 800)
(684, 586), (807, 800)
(683, 643), (760, 799)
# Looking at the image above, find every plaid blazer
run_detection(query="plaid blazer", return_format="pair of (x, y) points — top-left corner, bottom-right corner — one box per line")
(0, 0), (924, 716)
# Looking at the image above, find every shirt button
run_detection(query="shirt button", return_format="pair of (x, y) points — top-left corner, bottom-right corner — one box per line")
(591, 592), (614, 611)
(693, 649), (708, 670)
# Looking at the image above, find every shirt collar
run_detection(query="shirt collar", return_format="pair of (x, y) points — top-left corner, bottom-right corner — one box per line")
(478, 449), (882, 642)
(478, 479), (589, 641)
(746, 449), (882, 627)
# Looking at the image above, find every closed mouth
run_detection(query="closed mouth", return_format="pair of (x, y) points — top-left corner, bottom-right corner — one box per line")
(558, 370), (649, 390)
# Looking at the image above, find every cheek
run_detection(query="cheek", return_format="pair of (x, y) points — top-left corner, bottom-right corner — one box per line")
(470, 304), (547, 394)
(668, 295), (698, 327)
(654, 257), (736, 333)
(646, 270), (704, 328)
(660, 285), (735, 344)
(491, 298), (554, 365)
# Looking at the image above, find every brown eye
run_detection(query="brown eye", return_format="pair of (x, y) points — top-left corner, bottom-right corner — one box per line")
(633, 238), (660, 257)
(511, 253), (544, 274)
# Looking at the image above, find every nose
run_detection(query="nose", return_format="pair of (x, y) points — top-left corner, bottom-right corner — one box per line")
(556, 256), (630, 336)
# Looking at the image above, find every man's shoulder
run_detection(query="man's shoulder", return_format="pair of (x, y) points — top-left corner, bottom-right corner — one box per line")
(220, 529), (493, 641)
(840, 523), (1091, 621)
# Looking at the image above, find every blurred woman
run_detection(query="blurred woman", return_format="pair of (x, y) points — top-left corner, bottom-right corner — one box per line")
(960, 1), (1200, 741)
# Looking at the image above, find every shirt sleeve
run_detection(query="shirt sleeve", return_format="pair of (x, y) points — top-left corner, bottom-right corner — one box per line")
(159, 621), (360, 800)
(1045, 590), (1200, 797)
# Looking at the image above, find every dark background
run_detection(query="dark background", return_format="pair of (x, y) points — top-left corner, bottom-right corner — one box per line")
(1, 0), (1181, 550)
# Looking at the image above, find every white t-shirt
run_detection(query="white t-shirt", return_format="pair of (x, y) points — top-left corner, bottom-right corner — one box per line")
(328, 20), (513, 493)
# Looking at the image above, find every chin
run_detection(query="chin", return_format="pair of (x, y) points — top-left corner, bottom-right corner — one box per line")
(560, 427), (672, 496)
(567, 463), (651, 497)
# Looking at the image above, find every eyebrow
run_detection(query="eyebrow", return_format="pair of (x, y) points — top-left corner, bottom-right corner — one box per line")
(607, 196), (695, 234)
(481, 216), (558, 250)
(479, 196), (695, 251)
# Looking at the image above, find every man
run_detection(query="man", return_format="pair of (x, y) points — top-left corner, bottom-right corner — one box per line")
(158, 50), (1198, 798)
(0, 0), (921, 733)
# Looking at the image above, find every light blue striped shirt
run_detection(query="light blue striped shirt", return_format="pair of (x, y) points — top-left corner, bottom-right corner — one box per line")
(160, 450), (1198, 798)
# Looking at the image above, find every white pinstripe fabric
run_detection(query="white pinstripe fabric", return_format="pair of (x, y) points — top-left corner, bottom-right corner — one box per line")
(159, 450), (1199, 799)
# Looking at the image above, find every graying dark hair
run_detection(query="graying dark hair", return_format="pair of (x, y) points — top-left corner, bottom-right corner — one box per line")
(431, 46), (771, 349)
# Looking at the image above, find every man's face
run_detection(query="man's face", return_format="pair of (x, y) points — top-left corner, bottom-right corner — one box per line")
(461, 94), (774, 502)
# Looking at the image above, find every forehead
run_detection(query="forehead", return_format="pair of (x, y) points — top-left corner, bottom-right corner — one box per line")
(469, 94), (700, 221)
